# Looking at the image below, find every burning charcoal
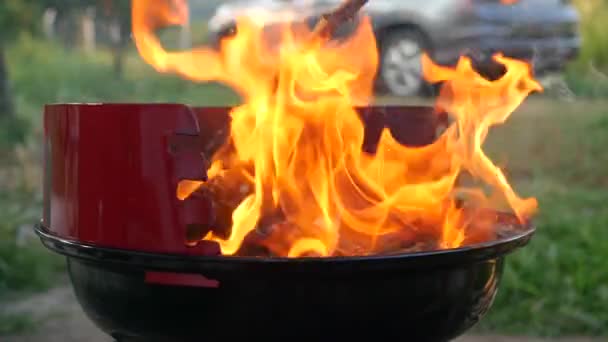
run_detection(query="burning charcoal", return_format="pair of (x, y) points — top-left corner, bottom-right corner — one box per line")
(185, 224), (211, 247)
(219, 22), (237, 39)
(368, 222), (442, 256)
(333, 246), (369, 257)
(374, 230), (417, 255)
(495, 223), (520, 240)
(234, 229), (274, 257)
(464, 51), (508, 81)
(256, 211), (286, 236)
(235, 242), (273, 258)
(459, 208), (495, 245)
(311, 0), (369, 40)
(459, 206), (534, 246)
(259, 220), (310, 257)
(379, 238), (440, 255)
(296, 251), (324, 258)
(193, 164), (254, 239)
(233, 212), (293, 257)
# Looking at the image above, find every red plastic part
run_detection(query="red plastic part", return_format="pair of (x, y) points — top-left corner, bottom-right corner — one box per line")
(43, 104), (222, 256)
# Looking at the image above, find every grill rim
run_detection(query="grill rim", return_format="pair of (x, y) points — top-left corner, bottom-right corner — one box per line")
(34, 220), (534, 274)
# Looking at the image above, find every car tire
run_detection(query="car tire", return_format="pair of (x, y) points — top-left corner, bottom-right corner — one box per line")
(377, 29), (431, 97)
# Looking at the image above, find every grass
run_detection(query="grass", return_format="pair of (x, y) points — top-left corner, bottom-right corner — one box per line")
(474, 99), (608, 336)
(0, 134), (65, 299)
(0, 313), (36, 336)
(7, 35), (239, 114)
(481, 186), (608, 335)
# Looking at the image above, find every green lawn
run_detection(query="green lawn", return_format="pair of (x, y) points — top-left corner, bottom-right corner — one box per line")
(0, 312), (35, 335)
(476, 99), (608, 336)
(0, 38), (607, 337)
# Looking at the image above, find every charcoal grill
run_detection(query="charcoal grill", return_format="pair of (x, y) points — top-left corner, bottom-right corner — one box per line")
(35, 103), (535, 342)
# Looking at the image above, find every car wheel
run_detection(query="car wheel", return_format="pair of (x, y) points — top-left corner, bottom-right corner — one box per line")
(378, 29), (429, 97)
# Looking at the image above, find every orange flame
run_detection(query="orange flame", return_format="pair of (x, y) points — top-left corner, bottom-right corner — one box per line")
(132, 0), (541, 257)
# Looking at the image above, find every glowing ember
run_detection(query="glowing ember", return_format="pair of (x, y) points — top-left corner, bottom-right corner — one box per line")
(132, 0), (541, 257)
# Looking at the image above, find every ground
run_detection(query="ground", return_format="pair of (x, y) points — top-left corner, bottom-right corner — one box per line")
(3, 282), (109, 342)
(1, 281), (603, 342)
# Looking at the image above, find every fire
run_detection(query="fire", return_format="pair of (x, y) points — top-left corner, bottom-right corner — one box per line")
(132, 0), (541, 257)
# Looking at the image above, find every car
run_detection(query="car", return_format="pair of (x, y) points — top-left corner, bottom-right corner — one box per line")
(207, 0), (581, 97)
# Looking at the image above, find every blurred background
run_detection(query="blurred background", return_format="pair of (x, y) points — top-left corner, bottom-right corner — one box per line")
(0, 0), (606, 341)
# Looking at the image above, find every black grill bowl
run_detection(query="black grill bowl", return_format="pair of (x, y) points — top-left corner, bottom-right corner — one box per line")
(36, 222), (534, 342)
(37, 103), (533, 341)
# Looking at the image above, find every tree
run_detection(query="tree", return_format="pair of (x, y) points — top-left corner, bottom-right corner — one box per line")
(99, 0), (132, 77)
(0, 0), (42, 118)
(0, 40), (14, 119)
(0, 0), (93, 118)
(0, 0), (135, 120)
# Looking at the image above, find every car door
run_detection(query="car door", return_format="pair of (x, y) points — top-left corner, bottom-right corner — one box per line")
(473, 0), (579, 38)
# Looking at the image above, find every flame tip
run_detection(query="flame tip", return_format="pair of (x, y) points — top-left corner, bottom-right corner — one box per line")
(134, 0), (538, 257)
